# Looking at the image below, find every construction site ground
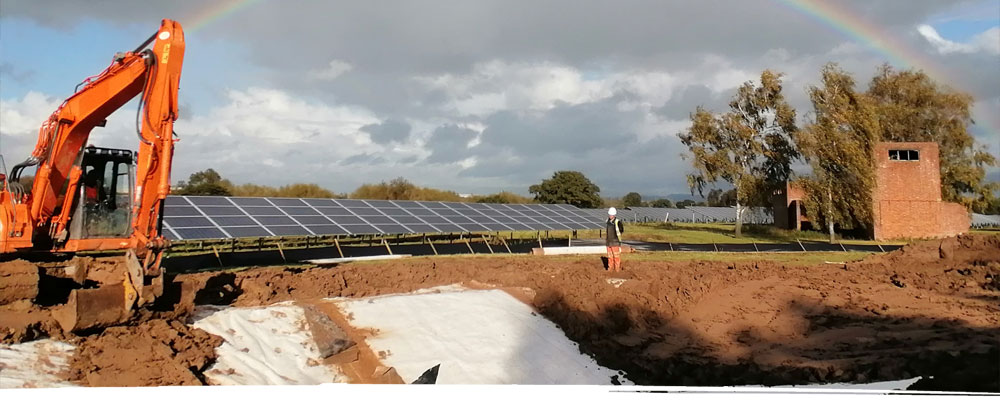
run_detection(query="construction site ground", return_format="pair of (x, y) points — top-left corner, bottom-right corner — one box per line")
(1, 234), (998, 391)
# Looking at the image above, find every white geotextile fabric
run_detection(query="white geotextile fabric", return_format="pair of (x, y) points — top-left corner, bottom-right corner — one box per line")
(0, 339), (77, 388)
(330, 287), (631, 385)
(191, 304), (347, 385)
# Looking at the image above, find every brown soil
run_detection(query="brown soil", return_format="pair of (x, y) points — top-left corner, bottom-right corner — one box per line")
(0, 259), (40, 305)
(63, 319), (222, 386)
(2, 234), (998, 390)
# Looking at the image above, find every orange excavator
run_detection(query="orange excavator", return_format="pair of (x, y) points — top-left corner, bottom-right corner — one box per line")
(0, 19), (185, 332)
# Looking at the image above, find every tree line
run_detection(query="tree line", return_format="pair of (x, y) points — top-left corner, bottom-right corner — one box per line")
(172, 170), (535, 204)
(679, 63), (997, 238)
(172, 167), (741, 210)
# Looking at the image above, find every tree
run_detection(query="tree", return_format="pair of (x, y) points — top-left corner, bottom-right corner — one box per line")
(707, 189), (738, 207)
(649, 198), (673, 208)
(279, 183), (339, 198)
(622, 192), (643, 207)
(706, 189), (724, 206)
(866, 64), (998, 209)
(474, 191), (534, 204)
(679, 70), (799, 236)
(675, 199), (697, 209)
(529, 171), (602, 208)
(795, 64), (880, 242)
(173, 169), (233, 196)
(351, 177), (463, 201)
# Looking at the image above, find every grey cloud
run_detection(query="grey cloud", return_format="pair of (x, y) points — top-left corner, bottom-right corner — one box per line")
(479, 97), (640, 157)
(457, 135), (692, 197)
(655, 85), (733, 120)
(424, 124), (478, 163)
(359, 119), (411, 144)
(0, 62), (34, 84)
(340, 153), (386, 166)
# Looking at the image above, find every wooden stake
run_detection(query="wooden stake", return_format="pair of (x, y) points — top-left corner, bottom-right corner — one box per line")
(334, 237), (343, 258)
(500, 236), (512, 254)
(465, 238), (475, 254)
(752, 241), (759, 253)
(428, 239), (438, 256)
(482, 234), (494, 254)
(212, 246), (225, 269)
(537, 235), (543, 249)
(277, 242), (287, 262)
(797, 239), (806, 252)
(383, 238), (393, 255)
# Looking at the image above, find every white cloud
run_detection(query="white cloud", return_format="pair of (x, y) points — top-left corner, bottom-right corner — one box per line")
(415, 60), (614, 116)
(0, 91), (61, 138)
(308, 59), (353, 81)
(918, 25), (1000, 55)
(179, 87), (378, 145)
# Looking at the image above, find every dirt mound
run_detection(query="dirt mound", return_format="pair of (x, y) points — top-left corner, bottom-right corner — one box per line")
(857, 233), (1000, 293)
(65, 319), (222, 386)
(0, 300), (63, 343)
(0, 259), (40, 305)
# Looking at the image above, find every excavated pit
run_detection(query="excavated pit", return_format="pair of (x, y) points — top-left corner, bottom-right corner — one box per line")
(1, 234), (998, 390)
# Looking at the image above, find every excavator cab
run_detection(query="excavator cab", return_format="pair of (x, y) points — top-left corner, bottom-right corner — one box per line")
(69, 146), (135, 239)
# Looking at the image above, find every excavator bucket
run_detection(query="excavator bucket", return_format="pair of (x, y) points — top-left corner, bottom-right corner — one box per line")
(50, 253), (142, 333)
(51, 283), (130, 332)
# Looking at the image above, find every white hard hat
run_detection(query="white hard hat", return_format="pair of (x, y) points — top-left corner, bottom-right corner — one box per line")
(608, 207), (617, 216)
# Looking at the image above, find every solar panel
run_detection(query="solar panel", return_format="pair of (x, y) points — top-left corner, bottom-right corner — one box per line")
(161, 196), (607, 240)
(972, 213), (1000, 228)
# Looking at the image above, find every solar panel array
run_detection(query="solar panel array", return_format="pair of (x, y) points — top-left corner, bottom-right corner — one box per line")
(972, 213), (1000, 228)
(686, 206), (774, 224)
(161, 196), (603, 240)
(582, 206), (774, 224)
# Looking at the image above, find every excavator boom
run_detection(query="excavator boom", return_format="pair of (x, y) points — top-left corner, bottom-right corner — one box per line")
(0, 19), (185, 332)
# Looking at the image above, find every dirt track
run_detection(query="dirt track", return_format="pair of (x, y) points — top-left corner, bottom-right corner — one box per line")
(2, 234), (998, 390)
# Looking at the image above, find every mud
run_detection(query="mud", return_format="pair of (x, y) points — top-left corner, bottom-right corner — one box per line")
(63, 319), (222, 386)
(0, 259), (40, 305)
(2, 234), (999, 390)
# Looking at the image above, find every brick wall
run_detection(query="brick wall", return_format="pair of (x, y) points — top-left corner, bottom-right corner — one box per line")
(772, 182), (807, 230)
(871, 142), (970, 240)
(872, 142), (941, 202)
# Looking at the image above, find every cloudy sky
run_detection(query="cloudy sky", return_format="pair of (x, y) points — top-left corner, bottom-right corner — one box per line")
(1, 0), (997, 198)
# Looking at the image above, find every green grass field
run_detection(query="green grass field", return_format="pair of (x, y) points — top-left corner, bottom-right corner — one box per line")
(517, 222), (909, 246)
(416, 250), (875, 266)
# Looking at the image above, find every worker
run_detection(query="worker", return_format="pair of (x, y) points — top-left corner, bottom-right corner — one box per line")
(83, 170), (102, 206)
(606, 207), (625, 272)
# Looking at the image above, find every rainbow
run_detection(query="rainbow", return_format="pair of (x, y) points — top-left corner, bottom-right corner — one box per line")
(775, 0), (955, 84)
(185, 0), (265, 33)
(777, 0), (999, 137)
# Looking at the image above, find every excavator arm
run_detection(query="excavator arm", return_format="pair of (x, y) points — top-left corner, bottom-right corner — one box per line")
(0, 19), (185, 332)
